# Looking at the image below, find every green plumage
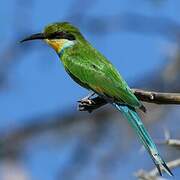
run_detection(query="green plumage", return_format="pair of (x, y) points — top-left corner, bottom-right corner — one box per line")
(44, 22), (141, 107)
(21, 22), (173, 176)
(44, 22), (172, 176)
(62, 34), (141, 107)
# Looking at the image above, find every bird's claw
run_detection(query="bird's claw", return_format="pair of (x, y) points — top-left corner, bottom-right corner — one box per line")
(77, 98), (95, 113)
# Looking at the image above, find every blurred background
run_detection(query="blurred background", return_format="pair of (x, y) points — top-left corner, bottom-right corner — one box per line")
(0, 0), (180, 179)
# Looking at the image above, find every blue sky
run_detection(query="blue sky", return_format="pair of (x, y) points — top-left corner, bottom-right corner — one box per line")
(0, 0), (179, 179)
(1, 0), (179, 124)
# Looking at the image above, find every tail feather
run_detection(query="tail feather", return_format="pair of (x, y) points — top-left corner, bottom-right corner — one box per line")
(114, 103), (173, 176)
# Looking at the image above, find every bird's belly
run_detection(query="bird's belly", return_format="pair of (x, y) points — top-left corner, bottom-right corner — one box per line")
(65, 68), (91, 90)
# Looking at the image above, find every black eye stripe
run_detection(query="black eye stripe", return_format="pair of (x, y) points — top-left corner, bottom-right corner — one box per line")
(47, 31), (75, 40)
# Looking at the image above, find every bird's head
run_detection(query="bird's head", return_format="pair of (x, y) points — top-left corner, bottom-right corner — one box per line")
(20, 22), (83, 53)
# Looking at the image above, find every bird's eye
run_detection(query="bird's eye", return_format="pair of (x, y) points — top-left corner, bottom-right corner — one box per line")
(53, 32), (64, 38)
(64, 33), (76, 40)
(48, 31), (75, 41)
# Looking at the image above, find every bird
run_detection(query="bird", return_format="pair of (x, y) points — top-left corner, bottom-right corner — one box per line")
(20, 22), (173, 176)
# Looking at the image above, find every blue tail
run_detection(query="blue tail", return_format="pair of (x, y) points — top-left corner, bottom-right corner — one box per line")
(114, 103), (173, 176)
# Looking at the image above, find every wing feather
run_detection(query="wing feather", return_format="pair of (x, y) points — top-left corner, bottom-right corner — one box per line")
(62, 44), (141, 108)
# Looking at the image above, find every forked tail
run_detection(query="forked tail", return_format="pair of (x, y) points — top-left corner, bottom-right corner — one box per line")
(114, 103), (173, 176)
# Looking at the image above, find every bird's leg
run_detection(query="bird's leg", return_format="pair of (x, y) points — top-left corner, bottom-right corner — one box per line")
(82, 92), (96, 101)
(78, 93), (96, 113)
(77, 94), (107, 113)
(78, 92), (96, 106)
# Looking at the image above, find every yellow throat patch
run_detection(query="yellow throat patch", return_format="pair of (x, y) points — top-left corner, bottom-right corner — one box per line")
(45, 39), (75, 53)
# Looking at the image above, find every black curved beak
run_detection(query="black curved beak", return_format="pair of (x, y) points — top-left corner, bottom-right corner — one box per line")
(20, 33), (46, 43)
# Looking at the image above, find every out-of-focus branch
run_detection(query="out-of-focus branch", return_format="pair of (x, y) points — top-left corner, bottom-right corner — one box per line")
(78, 89), (180, 113)
(135, 129), (179, 179)
(136, 158), (180, 180)
(0, 108), (113, 159)
(157, 129), (180, 149)
(82, 13), (180, 41)
(162, 139), (180, 148)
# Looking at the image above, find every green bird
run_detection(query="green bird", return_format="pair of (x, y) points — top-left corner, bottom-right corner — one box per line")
(21, 22), (173, 176)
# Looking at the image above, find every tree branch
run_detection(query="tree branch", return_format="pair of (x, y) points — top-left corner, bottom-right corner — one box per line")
(136, 158), (180, 180)
(157, 129), (180, 149)
(78, 88), (180, 113)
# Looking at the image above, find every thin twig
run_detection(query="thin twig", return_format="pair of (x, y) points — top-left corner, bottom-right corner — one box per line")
(157, 139), (180, 149)
(157, 129), (180, 149)
(136, 158), (180, 180)
(78, 88), (180, 113)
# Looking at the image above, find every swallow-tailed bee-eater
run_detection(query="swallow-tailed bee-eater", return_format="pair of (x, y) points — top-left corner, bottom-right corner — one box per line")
(21, 22), (173, 176)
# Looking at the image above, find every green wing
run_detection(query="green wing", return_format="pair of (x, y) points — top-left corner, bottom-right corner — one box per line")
(61, 43), (141, 108)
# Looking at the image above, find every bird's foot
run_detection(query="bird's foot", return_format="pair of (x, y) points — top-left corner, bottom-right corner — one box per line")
(77, 94), (96, 113)
(82, 92), (96, 100)
(77, 94), (107, 113)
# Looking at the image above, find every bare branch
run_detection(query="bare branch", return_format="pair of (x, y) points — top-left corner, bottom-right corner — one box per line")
(166, 139), (180, 147)
(157, 129), (180, 149)
(157, 139), (180, 151)
(136, 158), (180, 180)
(78, 89), (180, 113)
(132, 89), (180, 104)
